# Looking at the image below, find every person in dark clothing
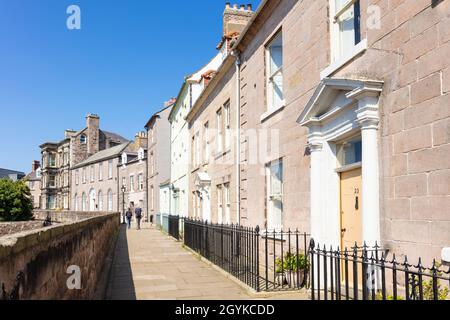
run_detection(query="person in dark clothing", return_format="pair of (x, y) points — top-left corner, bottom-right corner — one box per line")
(125, 208), (133, 229)
(135, 207), (142, 230)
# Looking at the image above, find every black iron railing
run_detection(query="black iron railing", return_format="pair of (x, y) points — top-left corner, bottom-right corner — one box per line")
(183, 218), (310, 292)
(168, 215), (180, 240)
(309, 239), (450, 301)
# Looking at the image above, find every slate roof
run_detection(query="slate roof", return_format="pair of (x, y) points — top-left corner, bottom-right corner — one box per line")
(72, 143), (130, 169)
(103, 131), (129, 144)
(24, 171), (41, 181)
(0, 168), (26, 180)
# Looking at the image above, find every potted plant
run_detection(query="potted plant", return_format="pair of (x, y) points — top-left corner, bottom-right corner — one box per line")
(275, 252), (309, 288)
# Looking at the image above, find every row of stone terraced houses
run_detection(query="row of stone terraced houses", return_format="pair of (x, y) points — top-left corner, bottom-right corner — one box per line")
(27, 1), (450, 264)
(164, 0), (450, 264)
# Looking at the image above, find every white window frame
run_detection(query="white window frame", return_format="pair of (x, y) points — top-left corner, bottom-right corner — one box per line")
(98, 190), (103, 211)
(224, 183), (231, 224)
(130, 175), (135, 192)
(224, 101), (231, 150)
(195, 132), (200, 167)
(75, 170), (79, 185)
(216, 109), (223, 154)
(108, 160), (113, 179)
(82, 193), (87, 212)
(138, 174), (144, 191)
(217, 186), (223, 225)
(204, 122), (210, 164)
(49, 175), (56, 188)
(321, 0), (366, 79)
(266, 31), (284, 112)
(90, 165), (95, 182)
(98, 162), (103, 181)
(107, 189), (113, 212)
(82, 168), (86, 184)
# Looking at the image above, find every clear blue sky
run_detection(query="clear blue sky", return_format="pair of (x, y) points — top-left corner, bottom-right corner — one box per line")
(0, 0), (260, 173)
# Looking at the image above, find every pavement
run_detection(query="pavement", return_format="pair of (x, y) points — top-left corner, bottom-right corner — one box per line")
(106, 223), (308, 300)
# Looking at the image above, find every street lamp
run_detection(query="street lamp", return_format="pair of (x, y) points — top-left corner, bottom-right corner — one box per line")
(121, 185), (126, 224)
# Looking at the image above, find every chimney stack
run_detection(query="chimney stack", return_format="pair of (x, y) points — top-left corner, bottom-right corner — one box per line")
(223, 3), (254, 37)
(32, 160), (40, 172)
(164, 98), (177, 107)
(134, 131), (148, 150)
(86, 114), (100, 156)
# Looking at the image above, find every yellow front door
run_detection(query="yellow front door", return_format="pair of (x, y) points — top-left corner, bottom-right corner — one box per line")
(340, 168), (362, 250)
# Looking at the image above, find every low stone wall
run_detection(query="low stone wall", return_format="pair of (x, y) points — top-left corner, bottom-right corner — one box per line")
(0, 221), (51, 238)
(0, 212), (120, 300)
(33, 210), (110, 223)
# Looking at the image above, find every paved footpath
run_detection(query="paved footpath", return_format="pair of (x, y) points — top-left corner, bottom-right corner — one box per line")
(106, 224), (308, 300)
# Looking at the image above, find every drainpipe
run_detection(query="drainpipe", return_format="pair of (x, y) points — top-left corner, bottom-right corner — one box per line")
(232, 50), (241, 225)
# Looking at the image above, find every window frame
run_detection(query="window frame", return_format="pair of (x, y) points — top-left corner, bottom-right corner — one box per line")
(216, 108), (223, 154)
(330, 0), (362, 62)
(108, 160), (113, 179)
(204, 122), (210, 165)
(265, 31), (284, 112)
(224, 101), (231, 150)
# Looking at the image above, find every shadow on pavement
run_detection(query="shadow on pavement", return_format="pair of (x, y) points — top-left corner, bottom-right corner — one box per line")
(106, 224), (136, 300)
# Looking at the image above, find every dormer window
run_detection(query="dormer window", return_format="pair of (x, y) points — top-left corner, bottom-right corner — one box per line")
(138, 148), (145, 161)
(80, 135), (87, 144)
(122, 153), (127, 166)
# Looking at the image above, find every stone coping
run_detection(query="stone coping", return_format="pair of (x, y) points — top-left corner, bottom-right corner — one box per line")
(0, 212), (120, 261)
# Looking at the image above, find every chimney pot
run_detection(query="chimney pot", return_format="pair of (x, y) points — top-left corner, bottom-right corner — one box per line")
(233, 3), (238, 9)
(247, 4), (252, 11)
(32, 160), (40, 172)
(240, 4), (245, 10)
(225, 2), (231, 9)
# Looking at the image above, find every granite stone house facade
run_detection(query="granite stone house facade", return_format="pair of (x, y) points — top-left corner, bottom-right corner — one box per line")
(185, 3), (253, 224)
(183, 0), (450, 263)
(24, 161), (42, 209)
(145, 101), (174, 220)
(40, 114), (128, 211)
(118, 132), (148, 220)
(71, 143), (128, 213)
(169, 51), (226, 219)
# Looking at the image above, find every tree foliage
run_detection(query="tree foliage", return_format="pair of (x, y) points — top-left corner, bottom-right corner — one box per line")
(0, 178), (34, 222)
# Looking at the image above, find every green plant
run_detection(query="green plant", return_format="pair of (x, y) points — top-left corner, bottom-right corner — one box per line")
(375, 292), (404, 300)
(422, 263), (449, 301)
(0, 179), (33, 222)
(275, 253), (309, 273)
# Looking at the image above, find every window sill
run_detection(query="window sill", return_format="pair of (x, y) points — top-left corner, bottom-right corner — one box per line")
(260, 102), (286, 123)
(320, 39), (368, 80)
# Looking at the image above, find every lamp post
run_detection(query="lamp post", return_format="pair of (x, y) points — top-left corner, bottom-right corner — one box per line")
(121, 185), (126, 224)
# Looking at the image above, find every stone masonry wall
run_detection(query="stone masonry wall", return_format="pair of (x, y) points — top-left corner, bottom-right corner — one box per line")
(0, 212), (120, 300)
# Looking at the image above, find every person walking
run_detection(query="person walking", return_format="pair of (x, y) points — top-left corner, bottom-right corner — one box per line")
(125, 208), (133, 230)
(135, 207), (142, 230)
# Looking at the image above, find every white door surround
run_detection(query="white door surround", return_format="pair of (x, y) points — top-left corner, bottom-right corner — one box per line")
(297, 78), (384, 248)
(194, 171), (212, 222)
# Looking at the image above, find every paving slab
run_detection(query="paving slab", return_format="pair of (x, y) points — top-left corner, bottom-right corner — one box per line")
(106, 224), (309, 300)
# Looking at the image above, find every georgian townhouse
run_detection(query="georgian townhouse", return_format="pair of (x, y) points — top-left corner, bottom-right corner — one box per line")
(168, 47), (226, 218)
(145, 101), (173, 219)
(71, 143), (129, 213)
(186, 3), (254, 223)
(39, 114), (128, 211)
(118, 132), (148, 220)
(226, 0), (450, 262)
